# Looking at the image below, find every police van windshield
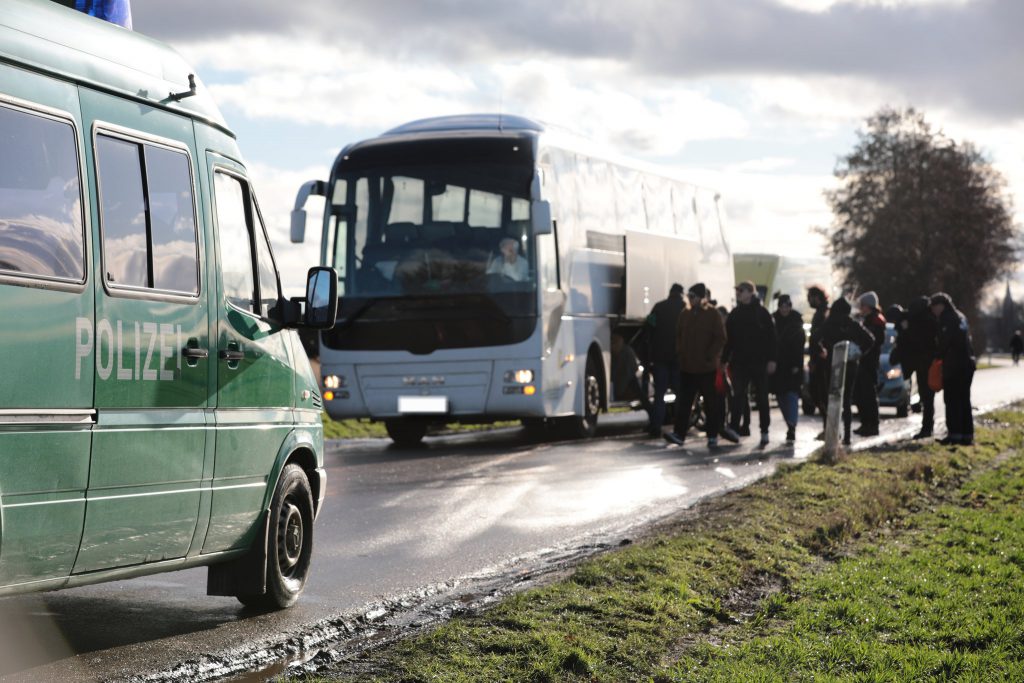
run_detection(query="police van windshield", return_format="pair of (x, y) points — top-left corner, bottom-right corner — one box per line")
(328, 140), (535, 300)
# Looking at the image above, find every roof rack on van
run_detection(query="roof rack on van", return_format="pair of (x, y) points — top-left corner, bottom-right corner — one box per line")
(1, 0), (231, 135)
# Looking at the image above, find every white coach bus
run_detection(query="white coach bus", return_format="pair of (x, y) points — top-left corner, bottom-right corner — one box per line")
(292, 114), (734, 445)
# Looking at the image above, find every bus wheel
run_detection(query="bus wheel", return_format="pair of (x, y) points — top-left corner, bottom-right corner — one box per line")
(561, 361), (601, 439)
(237, 464), (314, 610)
(385, 419), (427, 447)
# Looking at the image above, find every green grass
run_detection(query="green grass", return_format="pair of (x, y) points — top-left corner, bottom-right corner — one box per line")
(320, 413), (522, 440)
(308, 407), (1024, 682)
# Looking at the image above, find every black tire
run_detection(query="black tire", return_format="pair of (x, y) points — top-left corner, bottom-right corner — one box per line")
(560, 357), (601, 439)
(521, 417), (548, 439)
(237, 464), (314, 610)
(896, 402), (909, 418)
(385, 419), (427, 447)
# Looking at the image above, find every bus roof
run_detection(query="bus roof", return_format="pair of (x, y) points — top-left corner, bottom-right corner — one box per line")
(0, 0), (231, 135)
(384, 114), (545, 136)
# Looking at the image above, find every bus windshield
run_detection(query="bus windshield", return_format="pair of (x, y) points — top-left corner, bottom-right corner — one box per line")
(322, 138), (539, 353)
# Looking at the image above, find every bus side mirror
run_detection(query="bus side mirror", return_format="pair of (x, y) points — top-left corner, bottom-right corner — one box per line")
(531, 200), (552, 236)
(291, 180), (328, 243)
(303, 266), (339, 329)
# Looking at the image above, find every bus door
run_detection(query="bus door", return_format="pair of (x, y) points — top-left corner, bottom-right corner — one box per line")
(0, 68), (93, 585)
(202, 157), (295, 553)
(73, 90), (211, 572)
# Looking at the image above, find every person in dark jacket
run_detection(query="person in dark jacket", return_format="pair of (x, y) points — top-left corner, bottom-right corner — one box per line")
(854, 291), (886, 436)
(664, 283), (730, 447)
(896, 297), (939, 438)
(772, 295), (805, 443)
(724, 281), (777, 446)
(1010, 330), (1023, 366)
(806, 285), (830, 417)
(821, 297), (875, 445)
(931, 293), (976, 445)
(645, 284), (685, 437)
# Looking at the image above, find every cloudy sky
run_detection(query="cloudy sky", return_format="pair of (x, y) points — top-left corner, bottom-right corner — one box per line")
(132, 0), (1023, 302)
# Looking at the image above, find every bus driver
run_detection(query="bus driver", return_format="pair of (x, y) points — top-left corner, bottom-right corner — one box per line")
(486, 237), (528, 282)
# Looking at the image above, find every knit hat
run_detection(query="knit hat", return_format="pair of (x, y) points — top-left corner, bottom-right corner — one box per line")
(669, 283), (684, 295)
(688, 283), (708, 300)
(777, 294), (792, 307)
(858, 291), (879, 310)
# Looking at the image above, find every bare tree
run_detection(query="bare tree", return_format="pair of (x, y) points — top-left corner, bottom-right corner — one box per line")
(824, 107), (1017, 321)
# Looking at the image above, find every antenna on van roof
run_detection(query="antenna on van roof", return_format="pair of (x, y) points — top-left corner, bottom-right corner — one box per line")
(168, 74), (197, 102)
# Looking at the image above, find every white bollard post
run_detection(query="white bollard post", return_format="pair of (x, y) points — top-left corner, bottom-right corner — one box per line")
(822, 341), (850, 464)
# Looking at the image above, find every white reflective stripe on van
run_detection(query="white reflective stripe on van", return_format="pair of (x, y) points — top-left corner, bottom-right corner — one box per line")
(0, 409), (96, 425)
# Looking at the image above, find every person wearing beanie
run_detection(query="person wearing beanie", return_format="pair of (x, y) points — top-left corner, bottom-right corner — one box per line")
(806, 285), (831, 418)
(854, 291), (886, 437)
(664, 283), (735, 448)
(644, 284), (686, 437)
(724, 280), (777, 446)
(930, 292), (976, 445)
(821, 297), (875, 445)
(771, 294), (805, 443)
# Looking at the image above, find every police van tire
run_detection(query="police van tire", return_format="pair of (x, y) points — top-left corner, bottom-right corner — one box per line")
(385, 419), (427, 447)
(237, 464), (314, 610)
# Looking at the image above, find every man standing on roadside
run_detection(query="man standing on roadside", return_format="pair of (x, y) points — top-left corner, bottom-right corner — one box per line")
(806, 285), (830, 418)
(645, 284), (686, 437)
(854, 291), (886, 437)
(724, 281), (777, 446)
(664, 283), (734, 448)
(896, 296), (938, 438)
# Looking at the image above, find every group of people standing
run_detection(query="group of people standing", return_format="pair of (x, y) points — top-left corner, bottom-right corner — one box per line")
(642, 281), (977, 448)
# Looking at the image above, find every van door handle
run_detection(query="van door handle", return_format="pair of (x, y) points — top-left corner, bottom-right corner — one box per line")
(181, 347), (209, 359)
(218, 349), (245, 361)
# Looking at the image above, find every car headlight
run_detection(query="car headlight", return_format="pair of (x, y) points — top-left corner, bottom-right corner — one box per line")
(886, 367), (903, 380)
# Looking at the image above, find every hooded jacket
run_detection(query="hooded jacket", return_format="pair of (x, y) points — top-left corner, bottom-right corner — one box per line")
(933, 293), (975, 377)
(646, 293), (686, 364)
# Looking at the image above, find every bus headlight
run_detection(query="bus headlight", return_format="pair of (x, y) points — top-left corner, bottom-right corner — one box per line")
(323, 374), (345, 389)
(504, 369), (534, 384)
(885, 367), (902, 380)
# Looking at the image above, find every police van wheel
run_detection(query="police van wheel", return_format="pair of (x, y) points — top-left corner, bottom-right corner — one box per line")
(385, 419), (427, 447)
(237, 464), (314, 610)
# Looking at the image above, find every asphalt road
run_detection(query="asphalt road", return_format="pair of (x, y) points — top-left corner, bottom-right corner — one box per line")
(1, 360), (1021, 682)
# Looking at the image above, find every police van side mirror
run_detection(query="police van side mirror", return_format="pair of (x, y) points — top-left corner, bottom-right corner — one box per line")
(531, 200), (552, 236)
(303, 266), (338, 329)
(291, 180), (327, 243)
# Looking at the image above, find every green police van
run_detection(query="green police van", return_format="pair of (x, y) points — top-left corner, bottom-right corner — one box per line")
(0, 0), (338, 609)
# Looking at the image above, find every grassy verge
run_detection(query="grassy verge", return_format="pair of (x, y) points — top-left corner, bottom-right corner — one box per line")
(311, 407), (1024, 681)
(321, 414), (523, 440)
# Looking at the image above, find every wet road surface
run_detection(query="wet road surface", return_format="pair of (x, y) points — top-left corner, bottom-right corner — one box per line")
(1, 361), (1021, 681)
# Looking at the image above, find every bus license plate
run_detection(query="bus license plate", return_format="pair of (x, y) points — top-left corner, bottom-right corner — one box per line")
(398, 396), (449, 414)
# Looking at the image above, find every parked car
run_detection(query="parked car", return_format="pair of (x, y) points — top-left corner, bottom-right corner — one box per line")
(878, 323), (912, 417)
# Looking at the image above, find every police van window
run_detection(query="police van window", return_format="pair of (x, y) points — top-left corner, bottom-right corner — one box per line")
(146, 146), (198, 292)
(0, 105), (85, 282)
(213, 172), (255, 311)
(96, 134), (199, 294)
(253, 209), (280, 318)
(97, 135), (148, 288)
